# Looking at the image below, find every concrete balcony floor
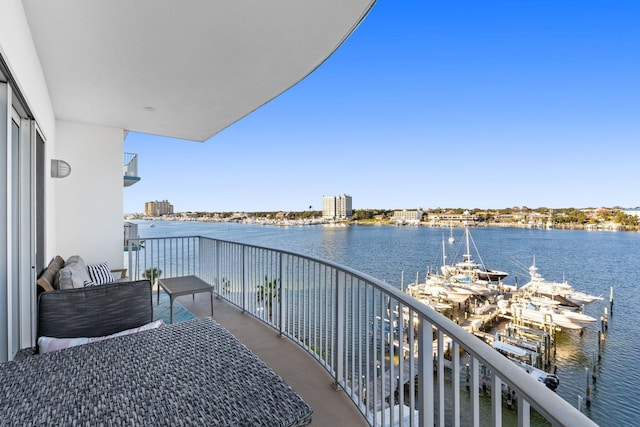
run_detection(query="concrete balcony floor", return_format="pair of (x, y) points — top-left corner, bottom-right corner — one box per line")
(177, 292), (368, 427)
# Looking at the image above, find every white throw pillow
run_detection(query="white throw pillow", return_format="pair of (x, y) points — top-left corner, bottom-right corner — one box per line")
(87, 262), (115, 285)
(37, 319), (165, 354)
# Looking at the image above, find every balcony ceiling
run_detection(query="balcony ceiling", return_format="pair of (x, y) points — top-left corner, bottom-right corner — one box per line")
(23, 0), (375, 142)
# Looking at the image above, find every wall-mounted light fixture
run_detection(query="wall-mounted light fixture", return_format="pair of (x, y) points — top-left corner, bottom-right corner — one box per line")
(51, 159), (72, 178)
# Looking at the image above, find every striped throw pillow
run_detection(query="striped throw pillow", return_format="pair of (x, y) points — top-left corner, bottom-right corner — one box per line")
(87, 262), (115, 285)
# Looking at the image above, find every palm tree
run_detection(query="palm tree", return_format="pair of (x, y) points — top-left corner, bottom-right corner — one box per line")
(143, 267), (162, 286)
(257, 275), (279, 321)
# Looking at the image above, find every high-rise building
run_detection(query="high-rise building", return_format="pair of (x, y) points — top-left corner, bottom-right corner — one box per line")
(145, 200), (174, 216)
(322, 196), (336, 219)
(322, 194), (352, 219)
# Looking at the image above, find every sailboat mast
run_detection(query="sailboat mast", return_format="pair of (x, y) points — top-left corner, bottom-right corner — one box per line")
(442, 238), (446, 267)
(465, 226), (471, 259)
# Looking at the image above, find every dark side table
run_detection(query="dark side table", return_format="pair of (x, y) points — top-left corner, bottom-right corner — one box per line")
(157, 275), (214, 323)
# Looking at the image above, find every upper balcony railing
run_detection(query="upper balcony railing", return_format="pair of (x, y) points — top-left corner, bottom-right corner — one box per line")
(123, 152), (140, 187)
(125, 236), (598, 427)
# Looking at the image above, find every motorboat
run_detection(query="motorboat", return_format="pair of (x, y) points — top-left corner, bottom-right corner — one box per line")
(508, 299), (597, 330)
(451, 280), (494, 297)
(489, 338), (560, 392)
(415, 297), (453, 312)
(406, 274), (472, 304)
(476, 267), (509, 282)
(519, 259), (603, 307)
(513, 359), (560, 392)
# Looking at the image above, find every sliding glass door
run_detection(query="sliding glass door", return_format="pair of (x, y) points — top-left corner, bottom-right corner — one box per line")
(0, 68), (40, 362)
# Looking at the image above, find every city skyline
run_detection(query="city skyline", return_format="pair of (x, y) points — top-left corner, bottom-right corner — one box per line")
(131, 200), (638, 215)
(124, 1), (640, 214)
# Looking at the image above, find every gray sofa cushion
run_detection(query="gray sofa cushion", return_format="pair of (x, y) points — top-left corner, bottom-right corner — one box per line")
(37, 280), (152, 339)
(56, 255), (92, 289)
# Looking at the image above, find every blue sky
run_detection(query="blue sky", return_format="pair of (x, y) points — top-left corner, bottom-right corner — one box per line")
(124, 1), (639, 214)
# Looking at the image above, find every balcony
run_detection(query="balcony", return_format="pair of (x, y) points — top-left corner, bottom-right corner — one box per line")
(125, 236), (598, 427)
(123, 222), (142, 251)
(123, 152), (140, 187)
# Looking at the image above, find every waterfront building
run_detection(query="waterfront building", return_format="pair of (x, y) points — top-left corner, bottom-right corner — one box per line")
(322, 194), (353, 220)
(145, 200), (174, 216)
(392, 209), (423, 225)
(429, 210), (479, 225)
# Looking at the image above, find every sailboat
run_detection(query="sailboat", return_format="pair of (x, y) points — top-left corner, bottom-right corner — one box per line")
(441, 226), (508, 282)
(439, 238), (493, 297)
(448, 225), (455, 244)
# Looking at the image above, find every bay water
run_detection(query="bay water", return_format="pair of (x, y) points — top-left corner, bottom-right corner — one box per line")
(136, 220), (639, 425)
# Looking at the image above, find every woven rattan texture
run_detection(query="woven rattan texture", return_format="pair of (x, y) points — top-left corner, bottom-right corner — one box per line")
(1, 317), (312, 426)
(37, 280), (153, 339)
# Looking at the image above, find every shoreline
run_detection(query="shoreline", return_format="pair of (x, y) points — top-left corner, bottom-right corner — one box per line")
(125, 216), (640, 232)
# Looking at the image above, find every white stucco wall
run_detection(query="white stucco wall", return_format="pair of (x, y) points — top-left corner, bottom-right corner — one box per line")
(0, 0), (55, 137)
(55, 121), (125, 269)
(2, 2), (126, 271)
(0, 0), (57, 262)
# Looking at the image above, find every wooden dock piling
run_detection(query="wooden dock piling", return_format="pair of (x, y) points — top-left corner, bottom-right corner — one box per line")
(609, 286), (614, 317)
(585, 367), (591, 407)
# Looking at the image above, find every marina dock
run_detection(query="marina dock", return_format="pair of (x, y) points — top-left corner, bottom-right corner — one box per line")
(372, 290), (591, 407)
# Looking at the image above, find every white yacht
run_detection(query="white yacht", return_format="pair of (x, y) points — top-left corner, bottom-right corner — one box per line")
(406, 274), (472, 305)
(519, 260), (603, 307)
(504, 299), (597, 331)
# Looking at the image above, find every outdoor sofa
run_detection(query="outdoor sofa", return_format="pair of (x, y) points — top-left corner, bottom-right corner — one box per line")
(0, 258), (313, 426)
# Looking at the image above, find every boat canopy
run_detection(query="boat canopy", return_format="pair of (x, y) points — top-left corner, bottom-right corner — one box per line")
(492, 340), (528, 357)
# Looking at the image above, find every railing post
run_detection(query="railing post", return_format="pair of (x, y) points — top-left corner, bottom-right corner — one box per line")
(130, 153), (137, 176)
(518, 395), (530, 427)
(438, 329), (445, 427)
(242, 245), (247, 313)
(126, 240), (133, 280)
(278, 253), (284, 336)
(492, 372), (502, 427)
(332, 269), (345, 390)
(453, 341), (461, 427)
(471, 357), (480, 427)
(197, 237), (202, 278)
(215, 240), (221, 295)
(418, 319), (434, 427)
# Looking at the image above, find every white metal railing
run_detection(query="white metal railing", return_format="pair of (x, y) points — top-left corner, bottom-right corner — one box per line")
(125, 236), (598, 427)
(123, 222), (139, 246)
(123, 152), (138, 177)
